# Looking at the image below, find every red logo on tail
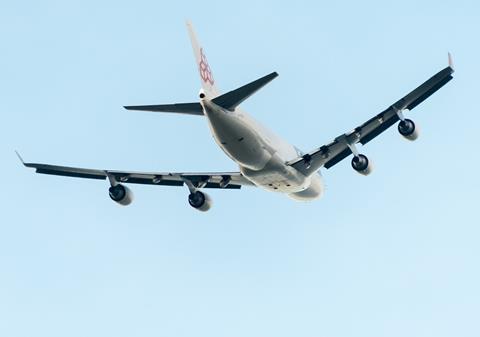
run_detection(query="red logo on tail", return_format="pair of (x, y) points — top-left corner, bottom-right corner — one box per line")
(199, 48), (214, 85)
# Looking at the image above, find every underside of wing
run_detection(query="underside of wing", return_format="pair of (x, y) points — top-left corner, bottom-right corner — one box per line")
(106, 170), (252, 189)
(19, 156), (252, 189)
(288, 56), (454, 176)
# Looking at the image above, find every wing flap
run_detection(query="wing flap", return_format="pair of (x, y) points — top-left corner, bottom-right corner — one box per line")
(324, 147), (352, 169)
(358, 109), (400, 145)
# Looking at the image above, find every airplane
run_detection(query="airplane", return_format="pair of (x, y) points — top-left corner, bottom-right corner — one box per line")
(18, 22), (455, 211)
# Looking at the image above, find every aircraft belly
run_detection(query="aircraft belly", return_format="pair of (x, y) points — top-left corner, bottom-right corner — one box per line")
(240, 153), (310, 193)
(288, 174), (324, 201)
(202, 103), (323, 199)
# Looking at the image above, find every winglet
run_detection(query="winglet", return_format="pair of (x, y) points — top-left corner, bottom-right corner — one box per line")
(15, 150), (26, 166)
(448, 52), (454, 71)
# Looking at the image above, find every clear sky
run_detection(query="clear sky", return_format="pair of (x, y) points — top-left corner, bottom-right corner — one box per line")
(1, 1), (479, 336)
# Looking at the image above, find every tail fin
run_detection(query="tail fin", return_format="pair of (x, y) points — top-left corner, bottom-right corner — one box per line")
(186, 21), (220, 98)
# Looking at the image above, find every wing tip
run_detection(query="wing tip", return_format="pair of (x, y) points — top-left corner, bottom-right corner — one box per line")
(124, 105), (142, 111)
(448, 52), (455, 71)
(15, 150), (26, 166)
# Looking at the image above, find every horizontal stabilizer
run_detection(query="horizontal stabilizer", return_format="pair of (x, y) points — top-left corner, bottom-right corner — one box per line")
(212, 72), (278, 111)
(124, 102), (203, 116)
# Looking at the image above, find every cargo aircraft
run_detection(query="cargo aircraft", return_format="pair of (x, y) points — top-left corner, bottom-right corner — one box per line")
(18, 22), (455, 211)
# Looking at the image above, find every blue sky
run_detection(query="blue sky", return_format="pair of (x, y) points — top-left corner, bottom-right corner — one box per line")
(1, 1), (479, 336)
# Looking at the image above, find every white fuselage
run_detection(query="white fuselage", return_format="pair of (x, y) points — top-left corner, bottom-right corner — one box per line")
(201, 99), (324, 200)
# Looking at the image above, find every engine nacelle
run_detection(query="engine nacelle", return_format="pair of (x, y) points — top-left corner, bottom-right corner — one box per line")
(351, 154), (373, 176)
(398, 118), (419, 141)
(188, 191), (213, 212)
(108, 184), (134, 206)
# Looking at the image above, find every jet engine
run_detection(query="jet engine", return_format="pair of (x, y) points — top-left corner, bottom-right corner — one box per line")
(108, 184), (134, 206)
(351, 154), (373, 176)
(188, 190), (212, 212)
(398, 118), (419, 141)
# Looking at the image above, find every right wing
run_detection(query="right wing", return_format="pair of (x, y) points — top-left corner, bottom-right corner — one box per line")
(288, 55), (454, 176)
(17, 153), (253, 189)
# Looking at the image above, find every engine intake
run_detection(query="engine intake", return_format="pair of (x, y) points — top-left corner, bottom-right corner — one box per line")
(398, 118), (419, 141)
(188, 191), (212, 212)
(109, 184), (134, 206)
(351, 154), (373, 176)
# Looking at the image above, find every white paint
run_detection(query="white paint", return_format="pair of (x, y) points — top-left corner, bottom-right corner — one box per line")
(188, 22), (323, 201)
(201, 99), (324, 201)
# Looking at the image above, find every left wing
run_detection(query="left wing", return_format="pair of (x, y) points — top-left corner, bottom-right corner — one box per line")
(17, 153), (252, 189)
(288, 55), (454, 176)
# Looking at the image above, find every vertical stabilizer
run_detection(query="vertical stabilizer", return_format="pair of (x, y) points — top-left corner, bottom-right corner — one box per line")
(186, 21), (220, 98)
